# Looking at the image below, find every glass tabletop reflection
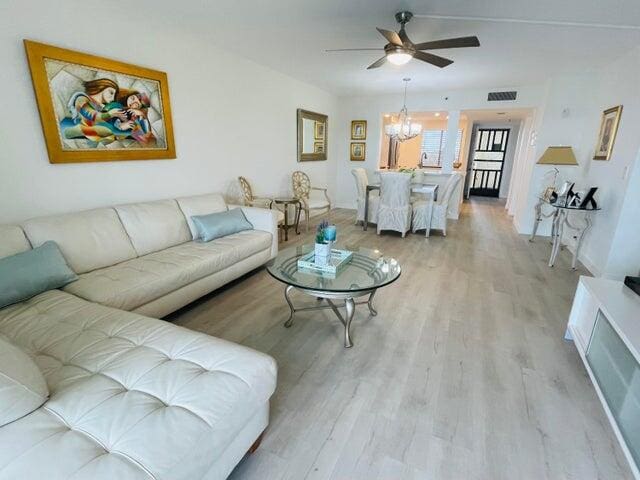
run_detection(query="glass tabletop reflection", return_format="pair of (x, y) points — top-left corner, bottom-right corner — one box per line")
(266, 244), (401, 293)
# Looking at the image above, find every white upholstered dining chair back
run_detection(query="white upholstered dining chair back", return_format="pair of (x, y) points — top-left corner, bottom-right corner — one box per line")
(351, 168), (368, 198)
(352, 168), (379, 225)
(438, 174), (462, 207)
(431, 173), (462, 236)
(377, 172), (412, 237)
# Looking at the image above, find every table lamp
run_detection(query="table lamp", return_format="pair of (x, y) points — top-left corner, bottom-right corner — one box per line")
(537, 146), (578, 203)
(537, 146), (578, 166)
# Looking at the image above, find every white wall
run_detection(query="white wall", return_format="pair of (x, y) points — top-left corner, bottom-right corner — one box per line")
(513, 46), (640, 277)
(0, 0), (338, 224)
(334, 85), (547, 208)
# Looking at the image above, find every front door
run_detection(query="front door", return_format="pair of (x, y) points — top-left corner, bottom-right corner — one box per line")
(469, 128), (510, 197)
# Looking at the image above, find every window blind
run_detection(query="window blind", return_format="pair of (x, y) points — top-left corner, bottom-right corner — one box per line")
(420, 129), (463, 167)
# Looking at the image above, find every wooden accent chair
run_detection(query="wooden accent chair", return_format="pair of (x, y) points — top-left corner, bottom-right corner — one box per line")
(238, 176), (273, 209)
(291, 171), (331, 231)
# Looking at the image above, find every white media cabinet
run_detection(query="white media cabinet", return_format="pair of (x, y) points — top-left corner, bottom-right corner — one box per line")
(566, 276), (640, 478)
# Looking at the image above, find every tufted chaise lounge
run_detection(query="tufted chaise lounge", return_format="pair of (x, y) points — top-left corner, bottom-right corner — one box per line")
(0, 193), (279, 480)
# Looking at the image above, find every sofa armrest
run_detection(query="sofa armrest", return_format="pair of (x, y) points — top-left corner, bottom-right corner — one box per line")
(228, 205), (279, 258)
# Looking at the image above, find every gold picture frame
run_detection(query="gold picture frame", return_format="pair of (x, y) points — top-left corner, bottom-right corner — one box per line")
(24, 40), (176, 164)
(594, 105), (622, 160)
(350, 142), (366, 161)
(314, 121), (325, 140)
(351, 120), (367, 140)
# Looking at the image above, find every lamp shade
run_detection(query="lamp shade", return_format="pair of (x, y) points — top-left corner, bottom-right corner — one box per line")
(537, 146), (578, 165)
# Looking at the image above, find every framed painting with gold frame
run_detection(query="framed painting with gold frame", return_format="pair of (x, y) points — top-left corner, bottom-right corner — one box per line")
(297, 109), (327, 162)
(593, 105), (622, 160)
(351, 120), (367, 140)
(24, 40), (176, 164)
(350, 142), (366, 161)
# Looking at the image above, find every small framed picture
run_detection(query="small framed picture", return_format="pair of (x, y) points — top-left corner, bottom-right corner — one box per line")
(350, 142), (366, 161)
(594, 105), (622, 160)
(351, 120), (367, 140)
(313, 141), (325, 153)
(314, 121), (325, 140)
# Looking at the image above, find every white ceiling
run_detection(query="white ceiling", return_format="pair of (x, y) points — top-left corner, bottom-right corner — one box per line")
(169, 0), (640, 95)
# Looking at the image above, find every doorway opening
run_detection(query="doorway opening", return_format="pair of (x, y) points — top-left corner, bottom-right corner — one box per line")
(469, 128), (510, 197)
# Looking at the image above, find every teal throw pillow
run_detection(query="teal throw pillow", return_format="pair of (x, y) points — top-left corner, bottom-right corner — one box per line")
(0, 241), (78, 309)
(191, 208), (253, 242)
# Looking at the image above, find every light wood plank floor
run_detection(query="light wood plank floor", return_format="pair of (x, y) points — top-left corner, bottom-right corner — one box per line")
(169, 198), (633, 480)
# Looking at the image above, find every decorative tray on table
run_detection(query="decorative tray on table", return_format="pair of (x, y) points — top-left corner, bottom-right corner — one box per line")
(297, 249), (353, 276)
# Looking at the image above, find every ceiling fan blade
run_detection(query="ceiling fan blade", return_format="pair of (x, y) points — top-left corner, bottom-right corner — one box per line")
(398, 27), (411, 45)
(367, 56), (388, 69)
(414, 36), (480, 50)
(413, 51), (453, 68)
(376, 28), (402, 46)
(325, 48), (382, 52)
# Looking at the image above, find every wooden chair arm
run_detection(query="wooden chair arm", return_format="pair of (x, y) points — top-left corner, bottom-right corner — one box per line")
(310, 187), (331, 206)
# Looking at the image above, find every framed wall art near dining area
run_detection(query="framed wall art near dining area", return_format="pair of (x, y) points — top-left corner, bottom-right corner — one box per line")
(350, 142), (366, 161)
(351, 120), (367, 140)
(24, 40), (176, 164)
(593, 105), (622, 160)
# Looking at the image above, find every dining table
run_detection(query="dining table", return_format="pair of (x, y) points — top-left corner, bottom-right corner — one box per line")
(363, 182), (439, 231)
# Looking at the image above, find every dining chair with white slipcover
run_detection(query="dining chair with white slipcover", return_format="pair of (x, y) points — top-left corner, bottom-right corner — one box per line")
(429, 173), (462, 236)
(351, 168), (379, 226)
(411, 190), (436, 237)
(376, 172), (412, 237)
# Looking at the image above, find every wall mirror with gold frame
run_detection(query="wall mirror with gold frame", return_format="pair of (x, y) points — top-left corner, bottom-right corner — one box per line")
(297, 109), (327, 162)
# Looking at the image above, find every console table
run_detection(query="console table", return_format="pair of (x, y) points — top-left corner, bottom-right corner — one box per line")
(566, 277), (640, 478)
(529, 198), (601, 269)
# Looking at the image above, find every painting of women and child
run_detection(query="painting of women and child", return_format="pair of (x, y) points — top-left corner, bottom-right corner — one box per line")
(25, 40), (175, 163)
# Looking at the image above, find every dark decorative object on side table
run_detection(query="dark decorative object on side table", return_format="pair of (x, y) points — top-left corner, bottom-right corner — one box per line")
(624, 276), (640, 297)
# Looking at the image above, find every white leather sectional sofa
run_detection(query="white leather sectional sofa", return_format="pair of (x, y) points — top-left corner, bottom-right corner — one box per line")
(0, 193), (279, 480)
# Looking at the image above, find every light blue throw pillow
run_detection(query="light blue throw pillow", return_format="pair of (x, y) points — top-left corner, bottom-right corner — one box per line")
(0, 241), (78, 308)
(191, 208), (253, 242)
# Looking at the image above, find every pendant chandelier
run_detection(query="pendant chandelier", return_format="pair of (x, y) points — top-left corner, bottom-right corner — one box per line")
(385, 78), (422, 142)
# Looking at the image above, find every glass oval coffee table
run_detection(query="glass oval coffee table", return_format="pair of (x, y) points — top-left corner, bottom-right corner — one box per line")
(266, 244), (401, 348)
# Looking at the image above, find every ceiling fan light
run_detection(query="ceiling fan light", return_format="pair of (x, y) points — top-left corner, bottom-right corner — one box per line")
(387, 52), (412, 65)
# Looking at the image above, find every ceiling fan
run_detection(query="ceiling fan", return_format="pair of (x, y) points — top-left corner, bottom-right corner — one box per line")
(326, 11), (480, 69)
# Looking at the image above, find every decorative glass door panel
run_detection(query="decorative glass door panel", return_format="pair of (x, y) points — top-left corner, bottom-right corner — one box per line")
(469, 128), (509, 197)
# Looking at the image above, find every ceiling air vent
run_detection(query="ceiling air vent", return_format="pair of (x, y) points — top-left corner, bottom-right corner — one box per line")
(488, 91), (517, 102)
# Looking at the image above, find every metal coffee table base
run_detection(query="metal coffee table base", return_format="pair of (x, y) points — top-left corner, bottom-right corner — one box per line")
(283, 285), (377, 348)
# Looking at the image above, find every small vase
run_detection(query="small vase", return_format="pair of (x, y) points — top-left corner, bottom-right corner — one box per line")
(314, 242), (331, 266)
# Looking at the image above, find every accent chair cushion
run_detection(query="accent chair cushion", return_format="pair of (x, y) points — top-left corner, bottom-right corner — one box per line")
(0, 334), (48, 427)
(192, 209), (253, 242)
(0, 241), (77, 308)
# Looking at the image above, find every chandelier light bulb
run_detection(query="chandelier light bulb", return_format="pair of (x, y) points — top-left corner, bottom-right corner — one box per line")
(384, 78), (422, 143)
